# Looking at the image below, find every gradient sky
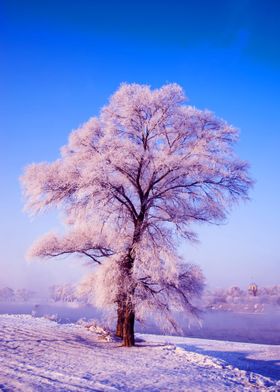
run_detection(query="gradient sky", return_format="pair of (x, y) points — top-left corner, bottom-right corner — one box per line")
(1, 0), (279, 292)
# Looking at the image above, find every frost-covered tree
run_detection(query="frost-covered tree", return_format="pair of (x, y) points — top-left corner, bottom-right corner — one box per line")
(227, 286), (243, 297)
(16, 288), (36, 302)
(21, 83), (252, 346)
(0, 287), (15, 302)
(49, 284), (78, 303)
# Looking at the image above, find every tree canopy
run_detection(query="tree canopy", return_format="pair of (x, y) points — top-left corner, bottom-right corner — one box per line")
(22, 83), (252, 346)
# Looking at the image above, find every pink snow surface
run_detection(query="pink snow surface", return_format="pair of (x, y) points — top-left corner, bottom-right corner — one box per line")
(0, 314), (279, 391)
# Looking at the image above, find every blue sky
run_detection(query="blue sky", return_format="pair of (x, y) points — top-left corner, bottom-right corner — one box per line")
(1, 0), (279, 291)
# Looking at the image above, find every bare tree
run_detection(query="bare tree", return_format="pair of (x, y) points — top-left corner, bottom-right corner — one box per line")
(21, 83), (252, 346)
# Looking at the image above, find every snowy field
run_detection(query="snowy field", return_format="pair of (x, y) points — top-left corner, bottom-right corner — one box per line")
(0, 314), (279, 391)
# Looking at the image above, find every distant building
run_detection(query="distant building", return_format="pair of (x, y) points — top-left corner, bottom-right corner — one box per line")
(248, 283), (258, 296)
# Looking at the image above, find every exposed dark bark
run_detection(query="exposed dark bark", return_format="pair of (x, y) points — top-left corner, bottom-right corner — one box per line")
(115, 214), (145, 346)
(122, 300), (135, 347)
(115, 301), (125, 338)
(120, 253), (136, 346)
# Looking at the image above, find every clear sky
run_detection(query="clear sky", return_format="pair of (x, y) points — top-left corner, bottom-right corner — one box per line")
(1, 0), (279, 292)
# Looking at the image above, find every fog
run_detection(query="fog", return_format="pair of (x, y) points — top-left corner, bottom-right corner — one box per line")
(0, 302), (279, 345)
(1, 258), (85, 297)
(2, 254), (279, 299)
(1, 277), (279, 346)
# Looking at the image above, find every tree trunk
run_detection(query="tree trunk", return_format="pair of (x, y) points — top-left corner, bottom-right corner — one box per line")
(122, 301), (135, 347)
(115, 301), (125, 338)
(117, 231), (141, 346)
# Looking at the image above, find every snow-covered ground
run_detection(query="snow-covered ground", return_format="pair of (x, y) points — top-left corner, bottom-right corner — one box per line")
(0, 315), (279, 391)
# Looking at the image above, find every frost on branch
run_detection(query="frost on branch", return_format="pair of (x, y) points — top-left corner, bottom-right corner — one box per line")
(76, 257), (121, 309)
(21, 83), (252, 345)
(27, 225), (115, 265)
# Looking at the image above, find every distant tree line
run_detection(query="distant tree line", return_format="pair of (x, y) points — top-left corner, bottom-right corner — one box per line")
(0, 287), (36, 302)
